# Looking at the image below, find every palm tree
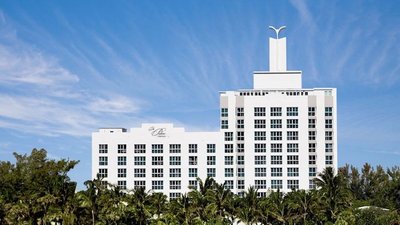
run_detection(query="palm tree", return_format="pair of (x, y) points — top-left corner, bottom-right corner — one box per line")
(207, 183), (234, 223)
(314, 167), (352, 222)
(127, 187), (153, 225)
(169, 194), (198, 225)
(76, 176), (104, 225)
(150, 192), (168, 220)
(237, 186), (260, 225)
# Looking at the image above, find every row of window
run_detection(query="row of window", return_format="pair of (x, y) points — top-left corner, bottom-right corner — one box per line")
(223, 131), (334, 141)
(99, 167), (321, 180)
(98, 144), (334, 166)
(99, 155), (302, 166)
(222, 119), (333, 129)
(115, 179), (300, 191)
(221, 107), (333, 117)
(100, 144), (216, 154)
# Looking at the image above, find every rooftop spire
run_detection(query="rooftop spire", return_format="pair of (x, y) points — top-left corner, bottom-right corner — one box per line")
(268, 25), (287, 71)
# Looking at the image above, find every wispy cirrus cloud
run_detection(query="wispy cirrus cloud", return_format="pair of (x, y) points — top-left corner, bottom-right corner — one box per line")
(0, 12), (142, 137)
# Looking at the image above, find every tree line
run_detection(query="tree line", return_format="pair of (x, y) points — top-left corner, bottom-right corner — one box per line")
(0, 149), (399, 225)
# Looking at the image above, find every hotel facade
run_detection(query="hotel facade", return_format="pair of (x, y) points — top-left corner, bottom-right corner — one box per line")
(92, 28), (337, 198)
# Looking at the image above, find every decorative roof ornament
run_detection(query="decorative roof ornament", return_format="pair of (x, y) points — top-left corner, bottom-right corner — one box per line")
(269, 26), (286, 39)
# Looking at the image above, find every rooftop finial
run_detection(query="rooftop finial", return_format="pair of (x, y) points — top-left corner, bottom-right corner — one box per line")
(269, 26), (286, 39)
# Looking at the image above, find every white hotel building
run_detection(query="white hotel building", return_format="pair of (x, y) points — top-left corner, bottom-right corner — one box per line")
(92, 28), (337, 198)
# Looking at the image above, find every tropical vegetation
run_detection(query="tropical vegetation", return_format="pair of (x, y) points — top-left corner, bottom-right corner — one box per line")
(0, 149), (399, 225)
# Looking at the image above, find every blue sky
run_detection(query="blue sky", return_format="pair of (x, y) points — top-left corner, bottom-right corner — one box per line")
(0, 0), (399, 189)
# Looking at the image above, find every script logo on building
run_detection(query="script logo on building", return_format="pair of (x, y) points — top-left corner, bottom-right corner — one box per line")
(148, 127), (167, 137)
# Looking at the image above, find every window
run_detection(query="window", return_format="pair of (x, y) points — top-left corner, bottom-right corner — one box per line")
(255, 131), (266, 141)
(152, 168), (163, 178)
(271, 131), (282, 140)
(221, 108), (228, 117)
(308, 119), (316, 128)
(170, 168), (181, 178)
(189, 168), (198, 177)
(207, 168), (216, 177)
(134, 168), (146, 178)
(271, 180), (282, 189)
(189, 144), (198, 153)
(134, 156), (146, 165)
(287, 119), (298, 128)
(134, 181), (146, 189)
(287, 143), (299, 153)
(225, 144), (234, 153)
(134, 144), (146, 154)
(255, 180), (267, 189)
(271, 119), (282, 128)
(225, 156), (234, 165)
(270, 107), (282, 116)
(287, 180), (299, 190)
(287, 131), (298, 141)
(152, 144), (163, 154)
(237, 107), (244, 117)
(224, 180), (234, 190)
(237, 156), (244, 165)
(255, 143), (266, 153)
(152, 156), (163, 165)
(225, 132), (233, 141)
(271, 156), (282, 165)
(309, 167), (316, 177)
(225, 168), (234, 177)
(237, 180), (245, 190)
(255, 168), (266, 177)
(254, 119), (266, 129)
(287, 168), (299, 177)
(237, 119), (244, 129)
(254, 107), (266, 116)
(170, 192), (181, 199)
(326, 155), (333, 165)
(118, 181), (127, 190)
(237, 168), (245, 177)
(189, 156), (197, 165)
(309, 155), (316, 165)
(237, 131), (244, 141)
(98, 168), (108, 178)
(325, 131), (333, 140)
(237, 143), (244, 153)
(118, 144), (127, 154)
(221, 120), (228, 129)
(309, 180), (316, 189)
(152, 181), (163, 190)
(207, 156), (216, 165)
(99, 156), (108, 166)
(255, 156), (266, 165)
(287, 155), (299, 165)
(170, 180), (181, 190)
(271, 143), (282, 153)
(309, 143), (316, 153)
(325, 107), (333, 116)
(287, 107), (298, 116)
(309, 131), (316, 140)
(271, 168), (282, 177)
(99, 144), (108, 154)
(118, 168), (127, 178)
(169, 144), (181, 153)
(308, 107), (316, 116)
(325, 119), (333, 128)
(170, 156), (181, 165)
(117, 156), (126, 166)
(325, 143), (333, 153)
(189, 180), (198, 190)
(207, 144), (216, 153)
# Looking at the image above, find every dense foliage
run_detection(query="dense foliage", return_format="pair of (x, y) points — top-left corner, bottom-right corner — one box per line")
(0, 149), (399, 225)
